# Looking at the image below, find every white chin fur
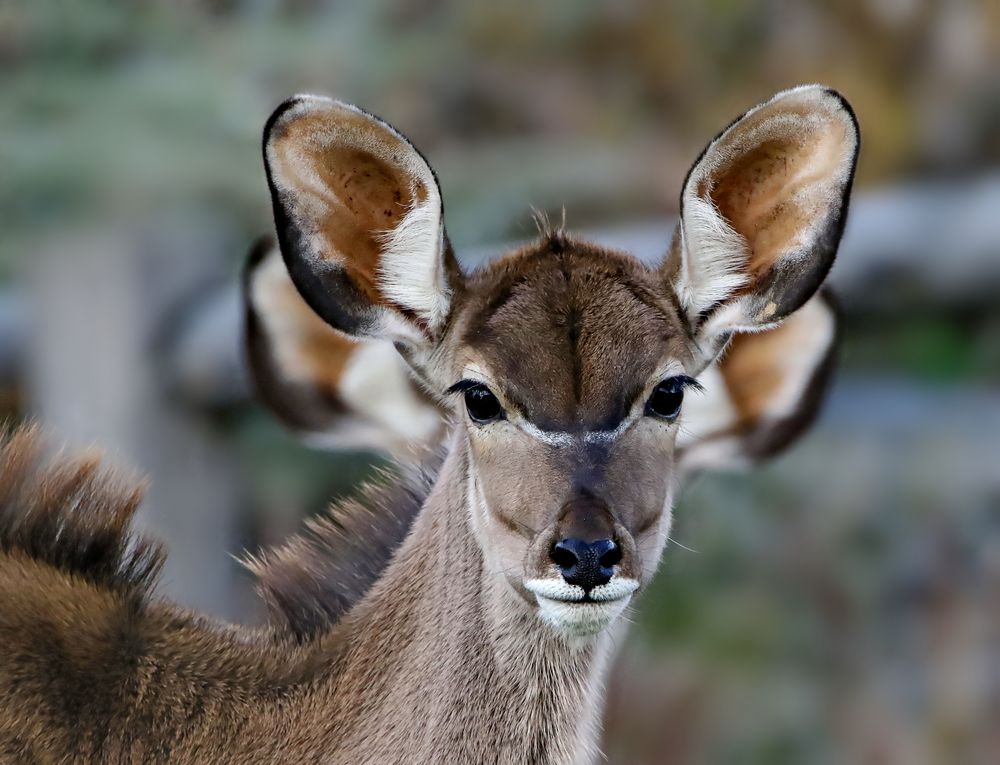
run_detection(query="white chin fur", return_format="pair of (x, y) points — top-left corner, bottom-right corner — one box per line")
(524, 577), (639, 637)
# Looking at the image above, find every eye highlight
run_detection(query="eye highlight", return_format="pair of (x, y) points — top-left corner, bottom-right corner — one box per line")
(447, 380), (505, 424)
(645, 376), (700, 421)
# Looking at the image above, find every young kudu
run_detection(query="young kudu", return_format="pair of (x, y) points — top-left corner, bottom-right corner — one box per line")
(0, 85), (857, 763)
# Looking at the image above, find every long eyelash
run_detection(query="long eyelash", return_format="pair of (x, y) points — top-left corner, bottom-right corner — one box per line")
(445, 379), (484, 396)
(674, 375), (705, 393)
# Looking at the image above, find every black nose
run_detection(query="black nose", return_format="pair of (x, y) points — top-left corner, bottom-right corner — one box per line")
(550, 538), (622, 591)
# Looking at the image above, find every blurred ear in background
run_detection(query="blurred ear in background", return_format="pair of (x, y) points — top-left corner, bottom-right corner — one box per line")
(677, 291), (838, 477)
(244, 236), (838, 479)
(243, 237), (443, 457)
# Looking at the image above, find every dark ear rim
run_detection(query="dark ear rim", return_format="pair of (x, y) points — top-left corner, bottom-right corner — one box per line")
(752, 89), (859, 324)
(678, 85), (860, 329)
(261, 95), (451, 343)
(738, 287), (841, 461)
(241, 235), (447, 453)
(262, 97), (379, 339)
(680, 86), (860, 218)
(242, 235), (347, 433)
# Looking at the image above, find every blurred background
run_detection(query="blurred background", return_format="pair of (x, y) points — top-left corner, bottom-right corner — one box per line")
(3, 1), (999, 762)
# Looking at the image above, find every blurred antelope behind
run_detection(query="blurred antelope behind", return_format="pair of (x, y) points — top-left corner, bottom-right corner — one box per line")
(0, 85), (856, 763)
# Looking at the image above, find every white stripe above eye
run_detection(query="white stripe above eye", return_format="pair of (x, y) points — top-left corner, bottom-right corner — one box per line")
(513, 394), (691, 447)
(516, 416), (641, 447)
(518, 421), (575, 447)
(465, 360), (685, 447)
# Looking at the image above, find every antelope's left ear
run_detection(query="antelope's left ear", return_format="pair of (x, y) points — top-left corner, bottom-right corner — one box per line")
(677, 291), (838, 477)
(264, 95), (460, 348)
(664, 85), (858, 360)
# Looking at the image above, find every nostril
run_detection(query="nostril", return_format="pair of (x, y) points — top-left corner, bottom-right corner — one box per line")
(550, 540), (579, 571)
(599, 541), (622, 568)
(551, 538), (619, 591)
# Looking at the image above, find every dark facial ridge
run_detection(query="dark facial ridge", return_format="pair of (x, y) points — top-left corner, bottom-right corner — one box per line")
(454, 238), (690, 433)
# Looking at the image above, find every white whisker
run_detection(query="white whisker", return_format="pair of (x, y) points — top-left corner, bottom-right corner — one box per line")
(666, 535), (699, 554)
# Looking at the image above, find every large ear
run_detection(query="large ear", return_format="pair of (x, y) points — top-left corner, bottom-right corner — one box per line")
(664, 85), (858, 358)
(677, 291), (837, 477)
(263, 95), (460, 347)
(243, 237), (444, 455)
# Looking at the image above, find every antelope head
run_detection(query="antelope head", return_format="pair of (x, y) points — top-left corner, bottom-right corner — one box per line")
(259, 86), (858, 639)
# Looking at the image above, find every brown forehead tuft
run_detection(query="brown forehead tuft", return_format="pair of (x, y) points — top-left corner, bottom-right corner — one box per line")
(455, 237), (689, 431)
(463, 236), (664, 321)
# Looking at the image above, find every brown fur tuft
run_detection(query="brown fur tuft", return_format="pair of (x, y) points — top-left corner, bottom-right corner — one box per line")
(530, 206), (569, 254)
(0, 425), (164, 600)
(245, 450), (443, 642)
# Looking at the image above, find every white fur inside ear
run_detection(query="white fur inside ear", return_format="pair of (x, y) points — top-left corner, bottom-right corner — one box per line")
(250, 246), (324, 380)
(677, 293), (836, 476)
(675, 84), (856, 323)
(267, 95), (453, 339)
(377, 196), (451, 332)
(676, 195), (750, 316)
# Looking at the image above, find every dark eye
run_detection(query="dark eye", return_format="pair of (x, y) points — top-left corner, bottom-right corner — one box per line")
(645, 377), (687, 420)
(463, 384), (504, 424)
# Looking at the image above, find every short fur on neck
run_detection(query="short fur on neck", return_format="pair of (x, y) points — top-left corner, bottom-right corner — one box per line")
(245, 448), (443, 642)
(0, 427), (615, 764)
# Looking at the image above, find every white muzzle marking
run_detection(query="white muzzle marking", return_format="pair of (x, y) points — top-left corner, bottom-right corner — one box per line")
(524, 577), (640, 637)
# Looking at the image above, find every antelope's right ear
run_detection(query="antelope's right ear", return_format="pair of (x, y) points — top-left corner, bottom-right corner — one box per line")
(243, 237), (444, 454)
(263, 95), (460, 348)
(664, 85), (858, 364)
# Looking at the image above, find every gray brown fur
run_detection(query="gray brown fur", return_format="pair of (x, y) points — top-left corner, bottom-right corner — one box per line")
(0, 426), (162, 598)
(247, 449), (442, 642)
(0, 427), (608, 763)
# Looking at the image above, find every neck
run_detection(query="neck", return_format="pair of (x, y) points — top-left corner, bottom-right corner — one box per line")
(320, 436), (620, 764)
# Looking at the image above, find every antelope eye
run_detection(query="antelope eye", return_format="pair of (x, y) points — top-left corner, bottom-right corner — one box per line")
(463, 384), (504, 424)
(645, 377), (686, 420)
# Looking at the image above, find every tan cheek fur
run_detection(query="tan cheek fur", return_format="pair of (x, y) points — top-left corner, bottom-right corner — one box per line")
(466, 424), (567, 579)
(466, 415), (677, 590)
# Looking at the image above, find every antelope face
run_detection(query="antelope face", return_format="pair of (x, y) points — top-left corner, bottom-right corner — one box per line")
(262, 85), (858, 639)
(445, 240), (696, 636)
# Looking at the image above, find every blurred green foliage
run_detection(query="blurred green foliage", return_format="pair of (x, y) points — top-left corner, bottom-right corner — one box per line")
(844, 313), (1000, 384)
